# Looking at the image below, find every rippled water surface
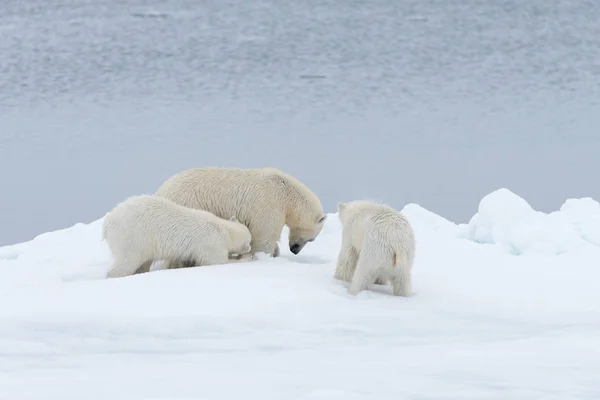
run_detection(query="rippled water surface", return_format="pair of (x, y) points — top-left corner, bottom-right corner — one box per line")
(1, 0), (599, 245)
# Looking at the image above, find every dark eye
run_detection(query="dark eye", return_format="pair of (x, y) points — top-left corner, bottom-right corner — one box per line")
(318, 216), (326, 223)
(308, 238), (314, 242)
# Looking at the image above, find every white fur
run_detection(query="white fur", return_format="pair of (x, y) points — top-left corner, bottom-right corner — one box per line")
(334, 200), (416, 297)
(102, 194), (253, 278)
(155, 167), (326, 256)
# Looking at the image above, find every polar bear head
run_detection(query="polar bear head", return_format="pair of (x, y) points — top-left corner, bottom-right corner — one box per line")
(337, 201), (350, 222)
(288, 213), (327, 254)
(338, 200), (388, 225)
(227, 216), (253, 255)
(286, 190), (327, 255)
(267, 169), (326, 254)
(336, 200), (364, 225)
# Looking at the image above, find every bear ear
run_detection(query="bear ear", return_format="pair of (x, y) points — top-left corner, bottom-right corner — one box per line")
(337, 202), (347, 212)
(230, 216), (239, 223)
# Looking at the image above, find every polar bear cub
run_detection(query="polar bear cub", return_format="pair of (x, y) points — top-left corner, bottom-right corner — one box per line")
(102, 194), (253, 278)
(334, 200), (416, 296)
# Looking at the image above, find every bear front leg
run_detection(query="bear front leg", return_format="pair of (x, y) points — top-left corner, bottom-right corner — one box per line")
(267, 228), (282, 257)
(227, 253), (257, 263)
(272, 242), (280, 257)
(250, 227), (281, 258)
(334, 234), (358, 282)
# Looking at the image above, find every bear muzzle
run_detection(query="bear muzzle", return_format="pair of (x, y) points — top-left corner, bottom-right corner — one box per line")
(289, 242), (304, 255)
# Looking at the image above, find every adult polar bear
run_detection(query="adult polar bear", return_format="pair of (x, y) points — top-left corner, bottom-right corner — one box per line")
(155, 167), (327, 257)
(334, 200), (416, 296)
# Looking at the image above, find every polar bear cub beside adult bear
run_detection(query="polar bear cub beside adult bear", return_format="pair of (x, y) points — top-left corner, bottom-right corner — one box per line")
(155, 167), (326, 257)
(335, 200), (416, 297)
(102, 194), (253, 278)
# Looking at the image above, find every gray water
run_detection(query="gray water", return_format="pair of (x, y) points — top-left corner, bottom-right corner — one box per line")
(1, 0), (599, 246)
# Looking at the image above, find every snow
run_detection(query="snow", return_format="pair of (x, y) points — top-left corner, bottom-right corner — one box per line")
(1, 189), (600, 399)
(463, 188), (600, 255)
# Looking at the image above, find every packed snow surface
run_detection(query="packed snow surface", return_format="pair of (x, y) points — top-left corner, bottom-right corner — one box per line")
(1, 188), (600, 399)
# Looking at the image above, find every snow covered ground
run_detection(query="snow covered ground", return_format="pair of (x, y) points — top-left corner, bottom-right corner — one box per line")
(1, 188), (599, 399)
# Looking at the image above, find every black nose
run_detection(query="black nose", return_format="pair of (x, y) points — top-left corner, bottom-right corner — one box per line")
(290, 244), (301, 254)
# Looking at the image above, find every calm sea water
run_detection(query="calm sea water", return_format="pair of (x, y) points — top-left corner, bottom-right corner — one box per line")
(1, 0), (599, 245)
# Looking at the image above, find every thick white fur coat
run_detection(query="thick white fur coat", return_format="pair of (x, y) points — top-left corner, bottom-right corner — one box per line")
(155, 167), (326, 256)
(103, 194), (252, 278)
(334, 200), (416, 296)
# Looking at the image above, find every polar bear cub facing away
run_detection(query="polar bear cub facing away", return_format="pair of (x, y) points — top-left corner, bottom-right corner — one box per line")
(103, 195), (253, 278)
(335, 200), (416, 296)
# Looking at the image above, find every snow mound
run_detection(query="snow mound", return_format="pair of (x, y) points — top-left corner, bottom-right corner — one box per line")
(464, 188), (600, 255)
(1, 189), (600, 399)
(560, 197), (600, 246)
(401, 203), (460, 237)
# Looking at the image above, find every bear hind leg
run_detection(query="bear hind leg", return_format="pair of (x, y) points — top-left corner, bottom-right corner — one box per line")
(373, 277), (388, 285)
(347, 246), (389, 296)
(106, 256), (146, 278)
(347, 258), (375, 296)
(390, 273), (411, 297)
(390, 253), (413, 297)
